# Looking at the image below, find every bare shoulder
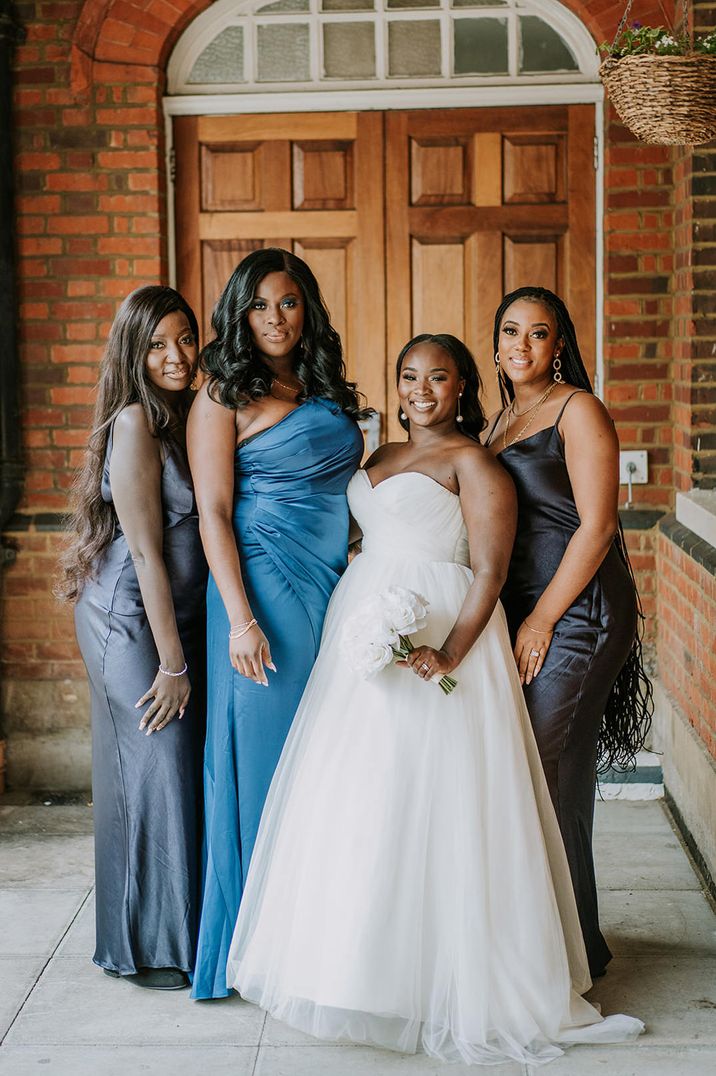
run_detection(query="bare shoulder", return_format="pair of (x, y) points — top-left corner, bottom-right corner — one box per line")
(560, 390), (616, 439)
(189, 379), (236, 435)
(364, 441), (403, 469)
(192, 378), (229, 414)
(454, 438), (512, 487)
(454, 439), (506, 477)
(112, 403), (155, 451)
(110, 405), (161, 480)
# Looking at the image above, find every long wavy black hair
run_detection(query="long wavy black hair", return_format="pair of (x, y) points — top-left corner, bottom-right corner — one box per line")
(396, 333), (486, 442)
(493, 286), (653, 774)
(57, 286), (199, 602)
(202, 247), (367, 418)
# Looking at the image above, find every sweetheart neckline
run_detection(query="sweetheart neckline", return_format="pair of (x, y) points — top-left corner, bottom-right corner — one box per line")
(360, 468), (459, 500)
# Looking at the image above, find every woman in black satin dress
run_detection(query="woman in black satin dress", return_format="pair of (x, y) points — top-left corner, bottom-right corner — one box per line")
(484, 286), (652, 979)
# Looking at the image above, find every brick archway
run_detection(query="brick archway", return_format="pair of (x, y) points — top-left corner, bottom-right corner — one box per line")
(70, 0), (670, 95)
(70, 0), (213, 94)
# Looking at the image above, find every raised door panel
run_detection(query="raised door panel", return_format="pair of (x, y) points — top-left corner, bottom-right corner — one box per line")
(294, 239), (353, 380)
(175, 111), (386, 417)
(504, 236), (560, 295)
(386, 105), (595, 436)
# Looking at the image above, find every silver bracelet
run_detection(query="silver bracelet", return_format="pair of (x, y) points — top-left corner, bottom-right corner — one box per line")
(158, 662), (188, 677)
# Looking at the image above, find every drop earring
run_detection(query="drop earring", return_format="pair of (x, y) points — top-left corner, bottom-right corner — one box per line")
(456, 393), (464, 424)
(553, 352), (563, 383)
(400, 410), (407, 420)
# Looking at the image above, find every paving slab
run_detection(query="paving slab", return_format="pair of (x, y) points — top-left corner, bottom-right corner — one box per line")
(594, 830), (702, 891)
(0, 807), (93, 837)
(253, 1044), (523, 1075)
(0, 836), (93, 890)
(600, 889), (716, 958)
(4, 956), (265, 1047)
(53, 892), (95, 957)
(585, 955), (716, 1046)
(593, 800), (673, 835)
(525, 1045), (716, 1075)
(0, 891), (87, 958)
(0, 1045), (258, 1076)
(0, 960), (45, 1041)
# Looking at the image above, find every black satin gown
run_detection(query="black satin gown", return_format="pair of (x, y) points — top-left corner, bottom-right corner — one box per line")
(74, 427), (207, 975)
(489, 392), (636, 977)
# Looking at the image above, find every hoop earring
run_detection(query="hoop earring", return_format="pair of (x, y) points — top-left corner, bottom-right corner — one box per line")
(553, 353), (563, 383)
(456, 393), (464, 424)
(495, 353), (509, 407)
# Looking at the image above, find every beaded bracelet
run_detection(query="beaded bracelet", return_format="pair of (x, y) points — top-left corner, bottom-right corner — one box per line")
(229, 618), (257, 640)
(158, 661), (188, 677)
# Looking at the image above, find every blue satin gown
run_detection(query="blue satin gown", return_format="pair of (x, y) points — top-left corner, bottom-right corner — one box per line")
(191, 396), (363, 999)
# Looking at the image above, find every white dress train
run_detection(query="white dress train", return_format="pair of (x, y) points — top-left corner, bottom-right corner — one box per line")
(226, 469), (643, 1066)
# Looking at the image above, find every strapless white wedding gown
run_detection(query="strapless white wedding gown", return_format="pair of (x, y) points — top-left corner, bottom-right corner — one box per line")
(226, 469), (643, 1066)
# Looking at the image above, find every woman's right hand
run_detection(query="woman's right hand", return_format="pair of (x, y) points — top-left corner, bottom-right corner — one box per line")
(136, 671), (191, 735)
(230, 624), (276, 686)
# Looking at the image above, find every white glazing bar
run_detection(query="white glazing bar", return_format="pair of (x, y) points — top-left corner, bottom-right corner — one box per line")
(441, 8), (450, 78)
(508, 10), (518, 77)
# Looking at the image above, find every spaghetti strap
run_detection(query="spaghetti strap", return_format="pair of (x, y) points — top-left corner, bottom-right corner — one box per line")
(484, 409), (506, 447)
(554, 390), (586, 433)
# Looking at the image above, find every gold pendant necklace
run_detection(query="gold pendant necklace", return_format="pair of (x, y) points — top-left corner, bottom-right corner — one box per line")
(503, 382), (557, 449)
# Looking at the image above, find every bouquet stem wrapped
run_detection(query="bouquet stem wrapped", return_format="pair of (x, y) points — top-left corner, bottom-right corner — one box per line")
(391, 634), (457, 697)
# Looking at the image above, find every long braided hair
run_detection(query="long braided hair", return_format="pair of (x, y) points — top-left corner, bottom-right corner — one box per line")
(396, 333), (486, 442)
(493, 286), (653, 773)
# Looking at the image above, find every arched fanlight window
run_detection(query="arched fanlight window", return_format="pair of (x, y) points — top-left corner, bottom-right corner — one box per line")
(167, 0), (598, 95)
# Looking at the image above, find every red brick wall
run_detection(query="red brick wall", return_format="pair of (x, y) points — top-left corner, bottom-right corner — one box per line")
(657, 530), (716, 760)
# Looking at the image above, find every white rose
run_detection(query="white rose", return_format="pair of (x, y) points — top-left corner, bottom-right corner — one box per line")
(381, 586), (430, 637)
(348, 639), (394, 678)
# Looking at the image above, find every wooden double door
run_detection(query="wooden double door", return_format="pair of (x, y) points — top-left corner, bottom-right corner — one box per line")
(174, 105), (595, 439)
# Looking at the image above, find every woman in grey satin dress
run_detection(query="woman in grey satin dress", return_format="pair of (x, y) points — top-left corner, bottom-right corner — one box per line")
(484, 287), (652, 980)
(59, 287), (207, 990)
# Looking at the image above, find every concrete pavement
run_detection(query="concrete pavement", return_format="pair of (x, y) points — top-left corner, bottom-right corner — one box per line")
(0, 796), (714, 1075)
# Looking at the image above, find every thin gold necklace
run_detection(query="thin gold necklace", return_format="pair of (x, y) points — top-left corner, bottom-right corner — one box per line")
(503, 382), (557, 449)
(271, 375), (302, 394)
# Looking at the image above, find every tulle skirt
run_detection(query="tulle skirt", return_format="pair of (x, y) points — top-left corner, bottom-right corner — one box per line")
(227, 550), (643, 1065)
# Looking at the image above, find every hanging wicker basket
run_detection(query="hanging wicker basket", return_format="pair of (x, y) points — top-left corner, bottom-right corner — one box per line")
(600, 52), (716, 145)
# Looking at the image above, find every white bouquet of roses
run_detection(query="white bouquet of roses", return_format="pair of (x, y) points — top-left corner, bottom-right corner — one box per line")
(340, 585), (457, 696)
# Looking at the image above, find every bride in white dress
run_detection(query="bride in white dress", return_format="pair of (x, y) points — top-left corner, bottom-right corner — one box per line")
(226, 334), (643, 1066)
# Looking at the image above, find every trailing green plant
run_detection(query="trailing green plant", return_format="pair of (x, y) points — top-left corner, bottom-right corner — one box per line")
(600, 22), (716, 59)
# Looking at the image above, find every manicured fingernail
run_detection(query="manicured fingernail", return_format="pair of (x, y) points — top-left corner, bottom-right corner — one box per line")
(267, 663), (276, 672)
(134, 702), (141, 709)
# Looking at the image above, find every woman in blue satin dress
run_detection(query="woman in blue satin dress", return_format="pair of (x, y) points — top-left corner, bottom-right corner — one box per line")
(187, 249), (365, 999)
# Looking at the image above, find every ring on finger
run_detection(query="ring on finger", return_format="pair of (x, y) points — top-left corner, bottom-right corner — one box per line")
(529, 649), (541, 658)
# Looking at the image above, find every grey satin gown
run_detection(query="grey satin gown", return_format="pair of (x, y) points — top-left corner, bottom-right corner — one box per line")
(74, 425), (207, 975)
(489, 392), (637, 978)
